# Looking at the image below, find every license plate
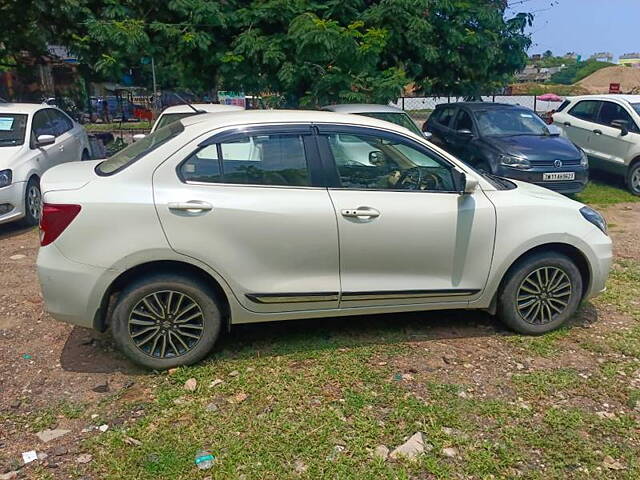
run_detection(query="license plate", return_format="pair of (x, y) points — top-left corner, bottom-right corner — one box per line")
(543, 172), (575, 181)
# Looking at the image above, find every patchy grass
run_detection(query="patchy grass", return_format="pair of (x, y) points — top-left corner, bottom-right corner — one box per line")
(85, 121), (152, 132)
(573, 179), (640, 206)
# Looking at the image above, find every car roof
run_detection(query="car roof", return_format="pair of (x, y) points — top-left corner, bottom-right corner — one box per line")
(321, 104), (406, 114)
(180, 109), (421, 137)
(159, 103), (244, 115)
(567, 94), (640, 104)
(0, 102), (49, 115)
(437, 102), (526, 111)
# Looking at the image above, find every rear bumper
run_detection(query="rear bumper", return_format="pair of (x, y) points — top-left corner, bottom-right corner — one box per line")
(0, 182), (26, 225)
(37, 244), (118, 329)
(495, 165), (588, 194)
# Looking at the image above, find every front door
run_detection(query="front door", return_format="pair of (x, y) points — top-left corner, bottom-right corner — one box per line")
(588, 101), (639, 173)
(448, 108), (476, 162)
(153, 125), (340, 313)
(557, 100), (601, 159)
(30, 109), (62, 171)
(317, 126), (496, 308)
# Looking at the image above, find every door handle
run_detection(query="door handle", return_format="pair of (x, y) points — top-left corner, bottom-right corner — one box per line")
(59, 146), (64, 152)
(341, 207), (380, 219)
(563, 121), (572, 127)
(593, 129), (602, 135)
(168, 201), (213, 213)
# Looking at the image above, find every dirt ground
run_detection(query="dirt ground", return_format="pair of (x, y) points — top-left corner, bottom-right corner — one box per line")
(0, 202), (639, 478)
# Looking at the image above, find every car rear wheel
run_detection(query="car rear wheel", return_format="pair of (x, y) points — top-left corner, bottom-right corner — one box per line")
(497, 252), (583, 335)
(21, 178), (41, 227)
(626, 162), (640, 196)
(111, 274), (222, 369)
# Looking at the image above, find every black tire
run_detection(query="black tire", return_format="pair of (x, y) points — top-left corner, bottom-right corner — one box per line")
(626, 161), (640, 196)
(21, 178), (41, 227)
(111, 274), (222, 369)
(475, 159), (492, 174)
(497, 252), (583, 335)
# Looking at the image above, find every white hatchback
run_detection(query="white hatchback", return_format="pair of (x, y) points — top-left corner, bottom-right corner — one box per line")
(0, 103), (90, 226)
(36, 111), (612, 369)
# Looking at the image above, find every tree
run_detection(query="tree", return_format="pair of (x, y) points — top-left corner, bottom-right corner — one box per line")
(543, 50), (553, 58)
(549, 59), (615, 85)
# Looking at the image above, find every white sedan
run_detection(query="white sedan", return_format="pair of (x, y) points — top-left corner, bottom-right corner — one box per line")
(0, 103), (90, 226)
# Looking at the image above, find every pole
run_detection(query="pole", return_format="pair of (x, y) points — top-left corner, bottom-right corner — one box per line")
(151, 57), (158, 113)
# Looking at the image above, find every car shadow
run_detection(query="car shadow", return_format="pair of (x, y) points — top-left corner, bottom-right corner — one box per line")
(59, 303), (599, 374)
(0, 222), (34, 240)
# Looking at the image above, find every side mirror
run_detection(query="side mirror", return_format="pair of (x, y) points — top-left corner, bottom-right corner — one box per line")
(36, 134), (55, 147)
(457, 129), (473, 139)
(369, 150), (385, 166)
(464, 176), (479, 194)
(547, 125), (562, 136)
(611, 120), (629, 136)
(452, 170), (478, 194)
(132, 133), (147, 142)
(423, 131), (433, 141)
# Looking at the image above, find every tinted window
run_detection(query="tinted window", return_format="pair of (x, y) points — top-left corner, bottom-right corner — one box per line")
(453, 110), (474, 131)
(326, 133), (455, 192)
(476, 108), (548, 136)
(598, 102), (638, 132)
(356, 112), (422, 135)
(0, 113), (27, 147)
(435, 107), (456, 127)
(49, 109), (73, 135)
(155, 112), (199, 130)
(97, 121), (184, 175)
(556, 100), (570, 112)
(632, 103), (640, 116)
(181, 134), (311, 187)
(569, 100), (601, 122)
(32, 110), (56, 138)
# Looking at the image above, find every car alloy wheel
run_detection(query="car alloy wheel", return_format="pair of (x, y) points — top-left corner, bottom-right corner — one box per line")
(128, 290), (205, 358)
(27, 183), (41, 221)
(631, 166), (640, 193)
(516, 266), (572, 325)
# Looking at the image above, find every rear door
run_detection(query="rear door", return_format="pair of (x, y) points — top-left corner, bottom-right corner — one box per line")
(560, 100), (601, 156)
(589, 100), (639, 173)
(153, 125), (340, 313)
(426, 106), (457, 150)
(448, 108), (476, 162)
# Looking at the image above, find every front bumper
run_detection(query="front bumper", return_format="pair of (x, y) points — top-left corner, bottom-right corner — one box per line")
(37, 244), (119, 329)
(0, 182), (26, 225)
(495, 165), (588, 194)
(583, 228), (613, 300)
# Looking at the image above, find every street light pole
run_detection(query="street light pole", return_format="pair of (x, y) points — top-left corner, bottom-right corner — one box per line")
(151, 56), (159, 114)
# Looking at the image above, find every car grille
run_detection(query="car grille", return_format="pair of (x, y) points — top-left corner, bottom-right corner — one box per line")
(529, 159), (581, 167)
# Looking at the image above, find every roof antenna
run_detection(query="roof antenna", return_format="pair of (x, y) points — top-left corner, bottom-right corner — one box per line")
(172, 92), (204, 114)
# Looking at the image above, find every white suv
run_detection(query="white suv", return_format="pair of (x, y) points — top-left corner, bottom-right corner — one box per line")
(36, 111), (612, 369)
(552, 95), (640, 195)
(0, 103), (90, 226)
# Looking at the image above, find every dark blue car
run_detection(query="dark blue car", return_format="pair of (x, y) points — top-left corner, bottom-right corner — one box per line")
(424, 102), (588, 194)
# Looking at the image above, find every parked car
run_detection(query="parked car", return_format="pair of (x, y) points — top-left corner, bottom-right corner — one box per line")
(0, 103), (90, 226)
(322, 104), (431, 139)
(37, 110), (611, 369)
(424, 102), (589, 194)
(552, 95), (640, 195)
(150, 104), (244, 133)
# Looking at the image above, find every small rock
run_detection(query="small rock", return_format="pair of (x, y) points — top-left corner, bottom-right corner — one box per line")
(390, 432), (429, 461)
(184, 378), (197, 391)
(515, 362), (525, 370)
(9, 254), (26, 260)
(92, 381), (109, 393)
(36, 428), (70, 443)
(442, 447), (459, 458)
(37, 452), (48, 460)
(377, 361), (388, 366)
(293, 459), (307, 474)
(596, 411), (616, 419)
(457, 391), (470, 399)
(228, 370), (239, 377)
(442, 355), (455, 365)
(401, 373), (414, 381)
(173, 397), (186, 405)
(246, 367), (255, 372)
(52, 446), (68, 456)
(91, 414), (99, 419)
(373, 445), (389, 461)
(98, 424), (109, 432)
(10, 399), (21, 409)
(167, 368), (179, 375)
(210, 379), (224, 388)
(123, 436), (142, 446)
(76, 454), (93, 464)
(232, 392), (248, 403)
(603, 455), (626, 470)
(206, 403), (219, 412)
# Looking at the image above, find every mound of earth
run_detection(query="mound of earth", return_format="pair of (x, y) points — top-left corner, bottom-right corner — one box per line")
(578, 65), (640, 94)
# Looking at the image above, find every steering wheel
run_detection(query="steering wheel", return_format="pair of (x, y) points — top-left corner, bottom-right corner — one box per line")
(397, 168), (442, 191)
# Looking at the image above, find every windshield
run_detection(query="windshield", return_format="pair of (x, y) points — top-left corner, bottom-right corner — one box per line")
(357, 112), (422, 136)
(97, 121), (184, 175)
(476, 109), (548, 137)
(0, 114), (28, 147)
(154, 112), (199, 131)
(631, 103), (640, 116)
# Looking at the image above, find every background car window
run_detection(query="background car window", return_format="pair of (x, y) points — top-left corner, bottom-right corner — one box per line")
(31, 110), (56, 139)
(155, 112), (198, 130)
(326, 133), (455, 191)
(453, 110), (474, 131)
(476, 109), (548, 136)
(356, 112), (422, 135)
(435, 107), (456, 127)
(182, 134), (311, 187)
(568, 100), (601, 122)
(0, 113), (27, 147)
(556, 100), (570, 112)
(48, 110), (73, 136)
(598, 102), (639, 132)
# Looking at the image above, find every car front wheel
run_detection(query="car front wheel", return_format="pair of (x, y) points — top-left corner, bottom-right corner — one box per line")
(497, 252), (583, 335)
(111, 274), (222, 369)
(627, 162), (640, 196)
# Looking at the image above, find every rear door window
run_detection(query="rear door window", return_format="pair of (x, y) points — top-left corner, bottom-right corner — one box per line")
(597, 101), (639, 132)
(568, 100), (601, 122)
(435, 107), (456, 128)
(452, 110), (474, 132)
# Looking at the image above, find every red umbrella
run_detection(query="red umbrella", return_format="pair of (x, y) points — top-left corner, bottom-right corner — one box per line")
(536, 93), (563, 102)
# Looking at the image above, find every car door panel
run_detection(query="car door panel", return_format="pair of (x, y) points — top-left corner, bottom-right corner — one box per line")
(588, 101), (638, 173)
(152, 126), (341, 314)
(31, 109), (62, 171)
(556, 100), (601, 160)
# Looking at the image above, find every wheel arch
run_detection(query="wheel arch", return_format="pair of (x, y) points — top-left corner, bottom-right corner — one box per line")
(94, 260), (231, 332)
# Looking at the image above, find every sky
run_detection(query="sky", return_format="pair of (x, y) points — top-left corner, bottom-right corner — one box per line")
(506, 0), (640, 60)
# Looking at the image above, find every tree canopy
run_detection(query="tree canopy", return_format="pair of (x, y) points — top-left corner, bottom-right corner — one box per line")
(549, 59), (616, 85)
(1, 0), (533, 105)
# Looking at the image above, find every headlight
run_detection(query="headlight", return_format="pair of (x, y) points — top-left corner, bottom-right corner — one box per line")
(0, 169), (12, 188)
(580, 150), (588, 167)
(499, 154), (530, 169)
(580, 206), (607, 235)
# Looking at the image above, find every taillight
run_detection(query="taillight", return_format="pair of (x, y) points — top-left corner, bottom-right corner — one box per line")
(40, 203), (81, 246)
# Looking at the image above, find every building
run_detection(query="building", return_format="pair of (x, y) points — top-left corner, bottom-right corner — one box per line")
(590, 52), (614, 63)
(619, 53), (640, 67)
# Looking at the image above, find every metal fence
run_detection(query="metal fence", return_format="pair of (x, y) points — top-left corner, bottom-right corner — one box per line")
(394, 95), (559, 124)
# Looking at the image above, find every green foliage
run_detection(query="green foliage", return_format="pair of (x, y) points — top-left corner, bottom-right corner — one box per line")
(550, 59), (616, 85)
(2, 0), (532, 106)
